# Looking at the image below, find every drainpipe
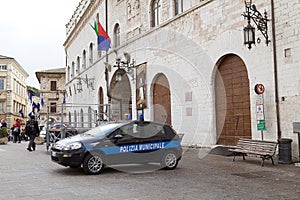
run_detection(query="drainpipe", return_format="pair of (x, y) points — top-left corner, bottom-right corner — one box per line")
(104, 0), (113, 121)
(105, 0), (111, 100)
(271, 0), (281, 139)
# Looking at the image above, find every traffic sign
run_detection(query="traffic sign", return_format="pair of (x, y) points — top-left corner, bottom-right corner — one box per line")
(257, 120), (266, 131)
(254, 84), (265, 94)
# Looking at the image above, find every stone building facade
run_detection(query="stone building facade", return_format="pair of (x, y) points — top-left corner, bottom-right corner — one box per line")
(64, 0), (300, 156)
(0, 55), (29, 128)
(35, 68), (66, 125)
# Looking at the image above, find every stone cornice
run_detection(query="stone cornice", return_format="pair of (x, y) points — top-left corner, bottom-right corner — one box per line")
(64, 0), (102, 49)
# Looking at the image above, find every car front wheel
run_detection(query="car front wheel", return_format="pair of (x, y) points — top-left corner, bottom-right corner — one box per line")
(83, 153), (104, 175)
(161, 151), (179, 170)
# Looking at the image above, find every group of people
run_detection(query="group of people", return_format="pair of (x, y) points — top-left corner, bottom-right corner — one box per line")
(11, 118), (22, 143)
(2, 116), (40, 152)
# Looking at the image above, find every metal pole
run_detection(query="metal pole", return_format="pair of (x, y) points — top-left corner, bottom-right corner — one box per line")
(271, 0), (281, 139)
(61, 103), (65, 139)
(106, 104), (111, 121)
(46, 106), (50, 151)
(298, 133), (300, 162)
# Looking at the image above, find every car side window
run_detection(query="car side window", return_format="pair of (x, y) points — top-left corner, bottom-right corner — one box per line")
(107, 127), (134, 141)
(142, 123), (165, 138)
(119, 124), (140, 139)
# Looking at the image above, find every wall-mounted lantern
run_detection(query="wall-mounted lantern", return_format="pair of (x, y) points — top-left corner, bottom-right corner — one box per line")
(242, 0), (270, 49)
(113, 52), (136, 82)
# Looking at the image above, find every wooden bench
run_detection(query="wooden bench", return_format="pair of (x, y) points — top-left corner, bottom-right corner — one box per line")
(228, 138), (278, 166)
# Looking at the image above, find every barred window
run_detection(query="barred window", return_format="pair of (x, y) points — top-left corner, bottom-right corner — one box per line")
(50, 102), (57, 113)
(175, 0), (191, 15)
(0, 65), (7, 70)
(0, 78), (5, 90)
(0, 102), (4, 113)
(151, 0), (161, 27)
(89, 43), (94, 65)
(50, 81), (57, 91)
(113, 23), (120, 48)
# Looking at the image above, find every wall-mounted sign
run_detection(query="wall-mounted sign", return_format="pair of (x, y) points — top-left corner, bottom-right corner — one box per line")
(256, 104), (265, 120)
(256, 90), (266, 132)
(136, 63), (147, 109)
(254, 83), (265, 94)
(257, 120), (266, 131)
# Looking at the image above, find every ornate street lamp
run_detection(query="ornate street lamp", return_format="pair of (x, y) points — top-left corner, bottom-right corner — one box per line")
(242, 0), (270, 49)
(113, 52), (136, 82)
(244, 23), (255, 49)
(115, 70), (122, 82)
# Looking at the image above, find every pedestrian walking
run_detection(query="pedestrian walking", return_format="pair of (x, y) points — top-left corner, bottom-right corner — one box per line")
(1, 119), (9, 141)
(25, 115), (40, 152)
(1, 119), (7, 128)
(12, 119), (21, 143)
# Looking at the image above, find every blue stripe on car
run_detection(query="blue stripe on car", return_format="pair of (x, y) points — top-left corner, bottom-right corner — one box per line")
(86, 140), (180, 155)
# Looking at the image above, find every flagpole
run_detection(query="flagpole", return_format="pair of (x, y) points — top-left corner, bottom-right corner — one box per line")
(105, 0), (108, 32)
(105, 0), (111, 102)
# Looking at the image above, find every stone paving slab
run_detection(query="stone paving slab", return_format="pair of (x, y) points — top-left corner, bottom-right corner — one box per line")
(0, 141), (299, 200)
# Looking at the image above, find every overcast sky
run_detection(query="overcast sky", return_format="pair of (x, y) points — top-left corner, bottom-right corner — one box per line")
(0, 0), (80, 88)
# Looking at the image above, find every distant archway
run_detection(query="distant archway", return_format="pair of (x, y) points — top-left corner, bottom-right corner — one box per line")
(110, 69), (132, 120)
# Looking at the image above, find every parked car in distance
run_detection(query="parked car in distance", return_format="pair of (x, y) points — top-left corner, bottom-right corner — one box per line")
(49, 123), (79, 138)
(39, 125), (47, 139)
(51, 120), (182, 175)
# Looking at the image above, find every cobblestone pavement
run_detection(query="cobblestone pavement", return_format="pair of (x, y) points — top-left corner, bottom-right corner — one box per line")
(0, 141), (299, 200)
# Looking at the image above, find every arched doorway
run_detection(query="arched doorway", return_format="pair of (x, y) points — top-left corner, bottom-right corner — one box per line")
(110, 69), (132, 120)
(215, 54), (252, 145)
(153, 74), (171, 125)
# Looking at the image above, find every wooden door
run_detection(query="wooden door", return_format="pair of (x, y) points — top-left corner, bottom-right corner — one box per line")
(215, 55), (252, 145)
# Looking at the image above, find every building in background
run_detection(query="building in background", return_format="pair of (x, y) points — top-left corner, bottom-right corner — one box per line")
(35, 68), (66, 125)
(63, 0), (300, 156)
(26, 86), (40, 123)
(0, 55), (29, 128)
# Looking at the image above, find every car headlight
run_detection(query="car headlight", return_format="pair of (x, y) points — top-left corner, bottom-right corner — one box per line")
(63, 142), (82, 150)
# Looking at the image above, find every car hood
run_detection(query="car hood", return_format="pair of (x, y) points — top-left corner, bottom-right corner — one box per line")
(55, 133), (104, 146)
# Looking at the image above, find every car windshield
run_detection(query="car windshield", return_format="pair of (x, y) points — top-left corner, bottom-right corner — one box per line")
(83, 122), (126, 137)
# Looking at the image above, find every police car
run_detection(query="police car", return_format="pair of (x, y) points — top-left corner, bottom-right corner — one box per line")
(51, 120), (182, 175)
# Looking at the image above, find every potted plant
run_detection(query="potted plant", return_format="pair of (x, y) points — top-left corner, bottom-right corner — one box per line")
(0, 127), (8, 144)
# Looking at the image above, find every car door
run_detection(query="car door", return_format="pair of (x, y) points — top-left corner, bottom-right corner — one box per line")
(136, 122), (166, 162)
(106, 123), (141, 165)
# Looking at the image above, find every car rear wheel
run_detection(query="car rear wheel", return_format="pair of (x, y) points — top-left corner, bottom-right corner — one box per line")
(161, 151), (178, 170)
(83, 153), (104, 175)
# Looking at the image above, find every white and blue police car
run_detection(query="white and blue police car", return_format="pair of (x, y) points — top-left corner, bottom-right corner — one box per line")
(51, 120), (182, 175)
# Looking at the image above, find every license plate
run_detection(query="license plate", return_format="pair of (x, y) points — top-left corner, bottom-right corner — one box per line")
(51, 151), (57, 157)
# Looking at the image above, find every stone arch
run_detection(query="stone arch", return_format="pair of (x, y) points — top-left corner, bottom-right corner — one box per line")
(110, 69), (132, 120)
(215, 54), (252, 145)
